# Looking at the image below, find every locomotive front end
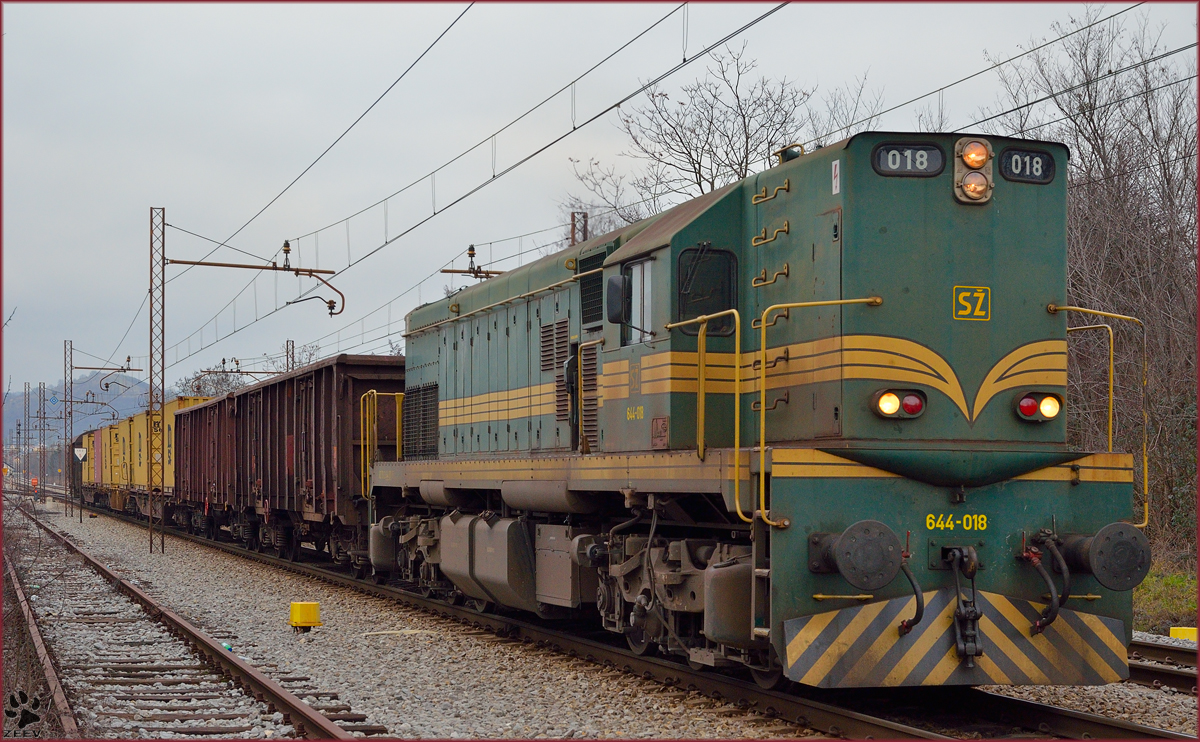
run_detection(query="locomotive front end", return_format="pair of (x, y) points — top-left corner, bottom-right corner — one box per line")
(759, 133), (1151, 687)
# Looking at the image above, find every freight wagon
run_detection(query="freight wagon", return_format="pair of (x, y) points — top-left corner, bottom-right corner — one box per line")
(173, 354), (405, 566)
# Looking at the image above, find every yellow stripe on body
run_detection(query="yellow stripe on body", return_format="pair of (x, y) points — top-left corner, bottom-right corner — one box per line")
(971, 341), (1067, 419)
(921, 644), (965, 685)
(982, 601), (1060, 683)
(881, 599), (957, 686)
(975, 652), (1013, 685)
(786, 611), (839, 668)
(977, 614), (1050, 684)
(800, 601), (892, 686)
(840, 596), (917, 685)
(1015, 453), (1134, 483)
(1073, 611), (1128, 661)
(1049, 612), (1123, 682)
(772, 448), (899, 480)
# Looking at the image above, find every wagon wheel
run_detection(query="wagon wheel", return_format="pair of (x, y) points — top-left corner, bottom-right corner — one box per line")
(351, 563), (368, 580)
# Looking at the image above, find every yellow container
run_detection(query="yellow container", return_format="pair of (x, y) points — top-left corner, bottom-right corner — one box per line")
(1169, 627), (1197, 641)
(289, 602), (323, 629)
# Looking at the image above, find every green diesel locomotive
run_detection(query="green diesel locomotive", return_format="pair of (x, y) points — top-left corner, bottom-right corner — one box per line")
(367, 131), (1151, 689)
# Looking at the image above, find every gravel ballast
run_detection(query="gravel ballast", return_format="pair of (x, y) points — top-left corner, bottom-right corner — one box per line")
(45, 510), (815, 739)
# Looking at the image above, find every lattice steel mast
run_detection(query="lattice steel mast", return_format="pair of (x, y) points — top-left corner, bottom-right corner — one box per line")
(64, 340), (73, 517)
(38, 382), (46, 500)
(149, 208), (166, 553)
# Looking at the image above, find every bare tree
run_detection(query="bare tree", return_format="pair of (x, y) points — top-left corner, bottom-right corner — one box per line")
(573, 44), (815, 222)
(571, 45), (885, 223)
(263, 341), (320, 373)
(978, 6), (1197, 559)
(804, 71), (885, 146)
(174, 360), (251, 397)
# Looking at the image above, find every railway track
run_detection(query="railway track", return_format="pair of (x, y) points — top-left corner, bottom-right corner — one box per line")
(42, 491), (1193, 740)
(5, 498), (380, 739)
(1128, 639), (1198, 694)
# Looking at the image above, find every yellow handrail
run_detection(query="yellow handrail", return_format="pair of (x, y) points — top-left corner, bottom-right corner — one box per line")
(758, 297), (883, 528)
(360, 390), (404, 523)
(1048, 305), (1148, 528)
(664, 309), (750, 523)
(577, 339), (605, 454)
(1066, 324), (1114, 452)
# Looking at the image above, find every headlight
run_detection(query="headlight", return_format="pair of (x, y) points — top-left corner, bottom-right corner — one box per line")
(961, 171), (989, 200)
(877, 392), (900, 415)
(1015, 392), (1063, 422)
(954, 137), (994, 205)
(873, 389), (926, 419)
(962, 141), (989, 169)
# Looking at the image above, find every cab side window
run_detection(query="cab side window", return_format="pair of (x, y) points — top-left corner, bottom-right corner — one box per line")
(677, 246), (736, 335)
(622, 260), (653, 345)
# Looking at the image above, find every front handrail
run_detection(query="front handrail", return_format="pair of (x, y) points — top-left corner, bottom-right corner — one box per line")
(758, 297), (884, 528)
(1048, 304), (1147, 528)
(664, 309), (750, 523)
(1066, 324), (1114, 452)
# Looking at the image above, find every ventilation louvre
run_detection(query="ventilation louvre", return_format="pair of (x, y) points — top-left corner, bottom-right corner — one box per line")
(402, 383), (439, 460)
(581, 343), (599, 448)
(578, 253), (606, 325)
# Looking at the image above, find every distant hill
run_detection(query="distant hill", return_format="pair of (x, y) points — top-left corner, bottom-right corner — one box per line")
(2, 372), (149, 440)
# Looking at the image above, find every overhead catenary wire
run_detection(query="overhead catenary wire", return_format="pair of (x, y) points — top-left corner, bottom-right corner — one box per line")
(92, 5), (474, 371)
(805, 1), (1146, 146)
(159, 3), (787, 370)
(171, 2), (474, 283)
(291, 3), (688, 241)
(959, 41), (1197, 131)
(160, 3), (687, 368)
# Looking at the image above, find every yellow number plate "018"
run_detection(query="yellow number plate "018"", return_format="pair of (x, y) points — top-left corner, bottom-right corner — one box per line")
(927, 514), (988, 530)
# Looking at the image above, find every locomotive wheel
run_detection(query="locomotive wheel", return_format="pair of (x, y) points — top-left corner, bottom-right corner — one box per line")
(626, 628), (657, 656)
(465, 598), (493, 614)
(750, 666), (788, 691)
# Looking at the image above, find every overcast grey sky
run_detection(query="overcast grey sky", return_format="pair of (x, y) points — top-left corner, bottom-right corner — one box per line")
(3, 2), (1196, 408)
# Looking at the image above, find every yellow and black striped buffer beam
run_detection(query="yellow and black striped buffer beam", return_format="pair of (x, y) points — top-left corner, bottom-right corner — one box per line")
(782, 588), (1127, 687)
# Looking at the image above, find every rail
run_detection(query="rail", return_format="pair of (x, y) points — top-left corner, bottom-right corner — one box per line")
(1048, 304), (1148, 527)
(360, 390), (403, 523)
(664, 309), (749, 523)
(1066, 324), (1114, 451)
(5, 557), (79, 737)
(757, 297), (883, 528)
(15, 501), (354, 739)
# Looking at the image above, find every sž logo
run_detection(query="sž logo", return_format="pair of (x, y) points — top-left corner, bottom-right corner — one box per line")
(4, 691), (42, 731)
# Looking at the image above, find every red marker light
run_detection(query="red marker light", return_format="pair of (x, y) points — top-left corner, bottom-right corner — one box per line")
(1018, 395), (1039, 417)
(902, 394), (923, 415)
